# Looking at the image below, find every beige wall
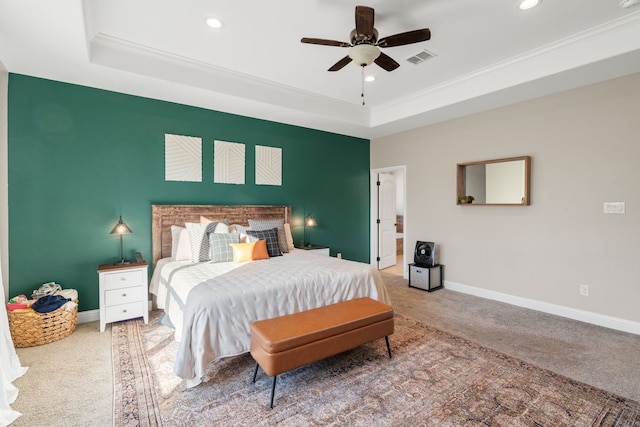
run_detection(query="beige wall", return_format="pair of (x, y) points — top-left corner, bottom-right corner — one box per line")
(0, 61), (7, 295)
(372, 72), (640, 326)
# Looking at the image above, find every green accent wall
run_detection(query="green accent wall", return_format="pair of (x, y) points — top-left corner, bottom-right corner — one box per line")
(8, 74), (371, 311)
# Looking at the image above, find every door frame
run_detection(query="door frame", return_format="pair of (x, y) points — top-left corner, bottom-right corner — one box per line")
(370, 165), (407, 278)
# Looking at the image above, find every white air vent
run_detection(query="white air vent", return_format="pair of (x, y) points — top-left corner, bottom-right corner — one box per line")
(406, 49), (437, 65)
(620, 0), (639, 8)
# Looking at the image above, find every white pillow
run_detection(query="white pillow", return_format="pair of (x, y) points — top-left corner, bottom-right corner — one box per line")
(170, 225), (193, 261)
(185, 221), (229, 262)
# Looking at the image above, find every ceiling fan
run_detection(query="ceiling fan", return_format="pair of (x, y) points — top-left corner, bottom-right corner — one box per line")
(301, 5), (431, 72)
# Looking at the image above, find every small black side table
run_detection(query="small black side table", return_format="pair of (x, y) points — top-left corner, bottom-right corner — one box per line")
(408, 263), (444, 292)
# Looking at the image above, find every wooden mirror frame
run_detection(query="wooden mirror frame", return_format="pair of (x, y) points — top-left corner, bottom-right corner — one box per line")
(457, 156), (531, 206)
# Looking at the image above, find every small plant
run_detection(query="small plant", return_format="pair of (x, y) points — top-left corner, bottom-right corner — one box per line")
(459, 195), (475, 204)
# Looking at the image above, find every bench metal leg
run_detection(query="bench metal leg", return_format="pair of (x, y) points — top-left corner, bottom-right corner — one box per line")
(253, 363), (277, 409)
(252, 362), (260, 383)
(385, 336), (392, 358)
(270, 375), (277, 409)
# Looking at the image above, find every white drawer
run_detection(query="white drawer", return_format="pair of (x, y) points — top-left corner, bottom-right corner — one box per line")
(104, 301), (145, 323)
(104, 286), (146, 306)
(103, 269), (144, 290)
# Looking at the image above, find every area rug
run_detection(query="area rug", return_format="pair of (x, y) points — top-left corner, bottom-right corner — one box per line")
(113, 311), (640, 426)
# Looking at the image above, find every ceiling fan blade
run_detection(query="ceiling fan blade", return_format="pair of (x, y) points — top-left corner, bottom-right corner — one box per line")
(374, 52), (400, 72)
(355, 6), (375, 39)
(328, 55), (353, 72)
(301, 38), (351, 47)
(377, 28), (431, 48)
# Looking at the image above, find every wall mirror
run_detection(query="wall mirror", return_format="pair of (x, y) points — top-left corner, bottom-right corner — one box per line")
(457, 156), (530, 205)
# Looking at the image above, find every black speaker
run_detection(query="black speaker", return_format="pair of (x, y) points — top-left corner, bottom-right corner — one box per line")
(414, 241), (435, 267)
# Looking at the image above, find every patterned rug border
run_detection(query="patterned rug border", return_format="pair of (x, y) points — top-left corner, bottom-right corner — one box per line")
(113, 311), (640, 426)
(113, 317), (162, 426)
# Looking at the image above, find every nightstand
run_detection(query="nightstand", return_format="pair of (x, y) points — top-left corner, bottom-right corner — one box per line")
(296, 244), (330, 256)
(97, 262), (148, 332)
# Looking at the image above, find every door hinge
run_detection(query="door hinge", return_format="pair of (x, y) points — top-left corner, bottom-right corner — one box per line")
(376, 219), (381, 224)
(376, 257), (380, 262)
(376, 181), (380, 186)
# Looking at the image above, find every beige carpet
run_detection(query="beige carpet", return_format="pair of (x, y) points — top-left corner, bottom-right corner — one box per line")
(113, 311), (640, 426)
(12, 320), (113, 427)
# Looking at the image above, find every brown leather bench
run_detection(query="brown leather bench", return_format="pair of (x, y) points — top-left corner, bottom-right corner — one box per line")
(250, 297), (394, 408)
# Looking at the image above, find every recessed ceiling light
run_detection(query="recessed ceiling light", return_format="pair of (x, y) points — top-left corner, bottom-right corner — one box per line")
(518, 0), (541, 10)
(364, 75), (376, 82)
(205, 17), (224, 29)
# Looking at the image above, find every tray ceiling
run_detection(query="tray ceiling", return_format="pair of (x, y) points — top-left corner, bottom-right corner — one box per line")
(1, 0), (639, 138)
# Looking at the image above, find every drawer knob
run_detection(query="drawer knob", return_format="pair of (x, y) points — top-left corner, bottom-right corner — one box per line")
(122, 293), (127, 297)
(120, 277), (126, 281)
(123, 309), (127, 313)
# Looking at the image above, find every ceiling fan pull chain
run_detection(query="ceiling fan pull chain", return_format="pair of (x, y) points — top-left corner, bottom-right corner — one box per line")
(361, 65), (366, 106)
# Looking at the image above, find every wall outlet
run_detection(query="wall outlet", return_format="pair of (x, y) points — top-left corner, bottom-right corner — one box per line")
(337, 252), (342, 259)
(579, 284), (589, 296)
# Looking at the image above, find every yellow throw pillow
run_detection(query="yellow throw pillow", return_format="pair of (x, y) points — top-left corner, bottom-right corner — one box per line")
(230, 240), (270, 263)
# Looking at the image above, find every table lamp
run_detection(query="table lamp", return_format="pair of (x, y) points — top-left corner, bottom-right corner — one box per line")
(110, 216), (132, 265)
(304, 214), (317, 247)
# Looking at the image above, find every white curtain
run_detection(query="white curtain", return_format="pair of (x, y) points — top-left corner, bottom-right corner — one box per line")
(0, 251), (27, 426)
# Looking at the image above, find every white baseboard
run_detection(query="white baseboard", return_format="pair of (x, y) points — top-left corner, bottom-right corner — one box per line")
(77, 309), (99, 324)
(444, 280), (640, 336)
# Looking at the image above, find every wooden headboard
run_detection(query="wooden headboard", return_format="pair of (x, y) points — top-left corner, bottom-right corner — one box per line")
(151, 204), (291, 264)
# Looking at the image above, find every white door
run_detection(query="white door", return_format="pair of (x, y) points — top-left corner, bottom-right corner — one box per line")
(377, 173), (397, 269)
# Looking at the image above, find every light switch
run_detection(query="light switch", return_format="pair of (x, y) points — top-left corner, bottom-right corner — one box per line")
(603, 202), (625, 214)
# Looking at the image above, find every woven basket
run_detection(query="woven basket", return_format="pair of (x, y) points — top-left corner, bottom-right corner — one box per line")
(8, 299), (78, 348)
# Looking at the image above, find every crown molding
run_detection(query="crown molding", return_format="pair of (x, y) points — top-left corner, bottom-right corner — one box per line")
(84, 11), (640, 139)
(371, 11), (640, 128)
(89, 33), (370, 129)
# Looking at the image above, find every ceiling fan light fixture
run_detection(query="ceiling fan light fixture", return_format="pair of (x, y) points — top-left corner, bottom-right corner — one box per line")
(364, 75), (376, 82)
(518, 0), (541, 10)
(348, 44), (380, 66)
(205, 17), (224, 29)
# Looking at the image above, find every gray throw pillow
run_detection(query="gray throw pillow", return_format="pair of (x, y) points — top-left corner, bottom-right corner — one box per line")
(186, 221), (229, 262)
(246, 228), (282, 257)
(248, 219), (288, 253)
(209, 232), (240, 263)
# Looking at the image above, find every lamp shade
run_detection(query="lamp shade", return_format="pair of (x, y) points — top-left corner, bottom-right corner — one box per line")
(305, 215), (317, 227)
(110, 216), (132, 235)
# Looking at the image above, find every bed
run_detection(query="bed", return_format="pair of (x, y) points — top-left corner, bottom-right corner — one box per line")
(149, 204), (391, 387)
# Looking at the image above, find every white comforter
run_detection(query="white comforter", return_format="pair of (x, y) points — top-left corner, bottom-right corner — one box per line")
(149, 250), (391, 387)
